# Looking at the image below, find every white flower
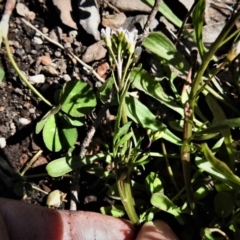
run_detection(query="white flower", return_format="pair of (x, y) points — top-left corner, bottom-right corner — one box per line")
(101, 26), (111, 39)
(126, 29), (138, 44)
(101, 27), (112, 48)
(126, 29), (138, 54)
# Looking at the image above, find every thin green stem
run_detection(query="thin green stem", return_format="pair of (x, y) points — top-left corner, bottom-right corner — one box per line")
(116, 166), (139, 224)
(161, 140), (179, 192)
(190, 10), (240, 106)
(4, 35), (52, 107)
(181, 9), (240, 209)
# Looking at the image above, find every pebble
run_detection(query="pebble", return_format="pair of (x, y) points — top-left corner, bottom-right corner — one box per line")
(69, 30), (78, 39)
(41, 55), (52, 65)
(15, 48), (25, 57)
(12, 41), (20, 48)
(54, 51), (62, 57)
(41, 66), (59, 76)
(63, 74), (71, 82)
(33, 36), (43, 45)
(0, 138), (6, 148)
(64, 42), (71, 48)
(29, 108), (35, 114)
(14, 88), (23, 95)
(42, 27), (49, 34)
(82, 40), (107, 63)
(19, 118), (31, 125)
(29, 74), (45, 84)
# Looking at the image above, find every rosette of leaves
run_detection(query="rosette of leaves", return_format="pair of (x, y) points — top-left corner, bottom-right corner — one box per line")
(36, 80), (97, 152)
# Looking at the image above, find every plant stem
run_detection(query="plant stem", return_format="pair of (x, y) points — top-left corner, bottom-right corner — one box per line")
(4, 35), (52, 107)
(116, 165), (139, 224)
(181, 9), (240, 209)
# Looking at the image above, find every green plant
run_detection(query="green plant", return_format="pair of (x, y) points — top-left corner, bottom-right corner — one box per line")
(36, 80), (96, 152)
(3, 0), (240, 238)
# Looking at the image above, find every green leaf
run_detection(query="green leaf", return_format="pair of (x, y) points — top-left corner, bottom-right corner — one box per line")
(60, 79), (96, 117)
(143, 32), (190, 73)
(126, 94), (181, 145)
(200, 143), (240, 186)
(206, 94), (234, 169)
(126, 94), (165, 131)
(98, 77), (115, 103)
(46, 153), (107, 177)
(192, 0), (206, 59)
(61, 114), (84, 127)
(116, 132), (133, 149)
(36, 105), (61, 134)
(214, 192), (234, 218)
(100, 205), (125, 217)
(43, 114), (62, 152)
(200, 228), (216, 240)
(145, 172), (163, 195)
(113, 122), (132, 144)
(143, 0), (182, 27)
(151, 192), (184, 224)
(131, 68), (183, 116)
(0, 67), (5, 84)
(196, 117), (240, 135)
(59, 126), (78, 148)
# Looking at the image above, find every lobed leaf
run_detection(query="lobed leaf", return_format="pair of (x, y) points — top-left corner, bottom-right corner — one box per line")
(60, 79), (96, 117)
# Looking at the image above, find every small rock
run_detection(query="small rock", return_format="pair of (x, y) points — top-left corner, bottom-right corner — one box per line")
(49, 27), (62, 43)
(102, 12), (126, 30)
(97, 62), (109, 79)
(16, 3), (30, 17)
(82, 40), (107, 63)
(12, 41), (20, 48)
(63, 74), (71, 82)
(109, 0), (151, 12)
(54, 51), (62, 58)
(15, 48), (25, 57)
(14, 88), (23, 95)
(0, 107), (5, 112)
(64, 42), (72, 48)
(29, 74), (45, 84)
(23, 102), (31, 108)
(19, 118), (31, 125)
(29, 108), (35, 114)
(41, 55), (52, 65)
(0, 138), (6, 148)
(42, 27), (49, 34)
(41, 66), (59, 76)
(69, 30), (78, 40)
(33, 36), (43, 45)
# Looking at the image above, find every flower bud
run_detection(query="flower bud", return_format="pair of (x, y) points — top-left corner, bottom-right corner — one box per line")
(133, 46), (142, 63)
(101, 27), (112, 48)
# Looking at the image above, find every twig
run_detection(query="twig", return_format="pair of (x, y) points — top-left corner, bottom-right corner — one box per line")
(139, 0), (162, 43)
(20, 150), (43, 176)
(70, 91), (113, 210)
(143, 0), (162, 35)
(176, 0), (199, 45)
(21, 18), (105, 83)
